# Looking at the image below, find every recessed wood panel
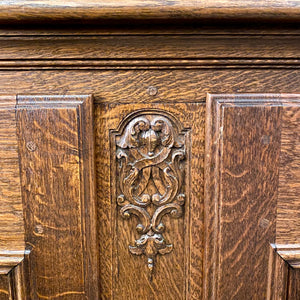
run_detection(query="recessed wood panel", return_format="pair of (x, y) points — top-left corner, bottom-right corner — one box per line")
(205, 94), (300, 299)
(16, 95), (98, 299)
(0, 275), (9, 300)
(0, 96), (25, 275)
(95, 102), (205, 299)
(276, 104), (300, 244)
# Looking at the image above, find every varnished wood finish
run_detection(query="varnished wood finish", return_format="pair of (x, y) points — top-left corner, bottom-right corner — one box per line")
(0, 96), (25, 275)
(95, 103), (204, 299)
(16, 95), (98, 299)
(0, 1), (300, 24)
(0, 4), (300, 297)
(8, 250), (31, 300)
(205, 94), (300, 299)
(274, 244), (300, 268)
(0, 71), (300, 105)
(0, 35), (300, 69)
(276, 103), (300, 245)
(267, 245), (289, 300)
(205, 94), (281, 299)
(115, 112), (187, 276)
(0, 275), (9, 300)
(288, 268), (300, 299)
(0, 72), (298, 299)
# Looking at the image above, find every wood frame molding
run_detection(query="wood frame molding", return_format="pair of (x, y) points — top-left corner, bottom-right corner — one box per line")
(273, 244), (300, 268)
(0, 251), (27, 276)
(0, 1), (300, 24)
(0, 35), (300, 70)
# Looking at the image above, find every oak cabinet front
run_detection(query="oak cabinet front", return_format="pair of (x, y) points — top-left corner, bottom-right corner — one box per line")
(0, 2), (300, 299)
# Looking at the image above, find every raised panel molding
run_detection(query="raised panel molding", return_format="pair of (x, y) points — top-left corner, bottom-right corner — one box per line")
(205, 94), (300, 299)
(272, 244), (300, 268)
(0, 96), (26, 275)
(96, 103), (205, 299)
(15, 95), (98, 299)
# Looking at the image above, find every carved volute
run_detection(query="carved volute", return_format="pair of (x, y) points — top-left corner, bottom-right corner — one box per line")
(115, 112), (187, 277)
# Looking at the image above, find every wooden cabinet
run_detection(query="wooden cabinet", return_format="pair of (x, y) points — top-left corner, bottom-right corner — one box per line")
(0, 1), (300, 299)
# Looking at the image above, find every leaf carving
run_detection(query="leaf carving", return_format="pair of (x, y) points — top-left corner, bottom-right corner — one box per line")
(116, 112), (186, 277)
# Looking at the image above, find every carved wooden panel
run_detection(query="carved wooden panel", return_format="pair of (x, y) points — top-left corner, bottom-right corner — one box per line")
(205, 94), (300, 299)
(115, 113), (187, 277)
(95, 103), (205, 299)
(16, 95), (98, 299)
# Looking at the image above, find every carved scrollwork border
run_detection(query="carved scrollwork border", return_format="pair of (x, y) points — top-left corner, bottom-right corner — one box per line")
(112, 109), (188, 278)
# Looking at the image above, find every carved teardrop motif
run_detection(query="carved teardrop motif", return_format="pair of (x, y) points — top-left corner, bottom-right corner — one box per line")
(116, 112), (186, 277)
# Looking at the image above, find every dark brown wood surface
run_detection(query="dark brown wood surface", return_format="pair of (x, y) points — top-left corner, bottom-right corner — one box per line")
(288, 268), (300, 299)
(0, 96), (25, 275)
(205, 94), (300, 299)
(0, 0), (300, 24)
(0, 276), (9, 300)
(205, 94), (281, 299)
(0, 71), (300, 104)
(276, 104), (300, 244)
(95, 103), (205, 299)
(267, 245), (289, 300)
(0, 22), (299, 298)
(1, 35), (300, 61)
(8, 252), (31, 300)
(0, 69), (298, 298)
(16, 95), (98, 299)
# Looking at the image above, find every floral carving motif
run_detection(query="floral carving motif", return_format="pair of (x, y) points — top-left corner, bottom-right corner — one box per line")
(116, 113), (186, 277)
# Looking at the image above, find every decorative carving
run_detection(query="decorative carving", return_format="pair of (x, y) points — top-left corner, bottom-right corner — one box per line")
(115, 112), (186, 277)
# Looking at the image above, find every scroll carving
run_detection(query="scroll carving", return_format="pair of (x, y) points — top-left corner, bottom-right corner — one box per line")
(115, 112), (186, 277)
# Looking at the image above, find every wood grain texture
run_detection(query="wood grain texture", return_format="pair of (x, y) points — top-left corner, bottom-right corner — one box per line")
(8, 250), (31, 300)
(267, 245), (289, 300)
(276, 102), (300, 244)
(287, 268), (300, 299)
(205, 94), (300, 299)
(0, 35), (300, 64)
(0, 1), (300, 24)
(0, 25), (299, 298)
(274, 244), (300, 268)
(205, 94), (282, 299)
(16, 95), (98, 299)
(1, 27), (300, 36)
(0, 70), (300, 105)
(0, 96), (25, 275)
(95, 103), (204, 299)
(0, 276), (9, 300)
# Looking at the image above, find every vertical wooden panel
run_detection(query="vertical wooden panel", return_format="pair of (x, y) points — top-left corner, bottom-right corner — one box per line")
(267, 245), (288, 300)
(205, 94), (282, 299)
(287, 268), (300, 299)
(275, 101), (300, 298)
(0, 275), (9, 300)
(0, 96), (25, 275)
(16, 95), (98, 299)
(8, 250), (31, 300)
(276, 104), (300, 244)
(205, 94), (300, 299)
(95, 103), (204, 299)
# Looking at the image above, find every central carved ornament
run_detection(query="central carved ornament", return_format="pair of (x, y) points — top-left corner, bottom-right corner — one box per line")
(116, 113), (186, 277)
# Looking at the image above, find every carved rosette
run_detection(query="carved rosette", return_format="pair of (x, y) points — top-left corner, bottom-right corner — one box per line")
(116, 112), (186, 277)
